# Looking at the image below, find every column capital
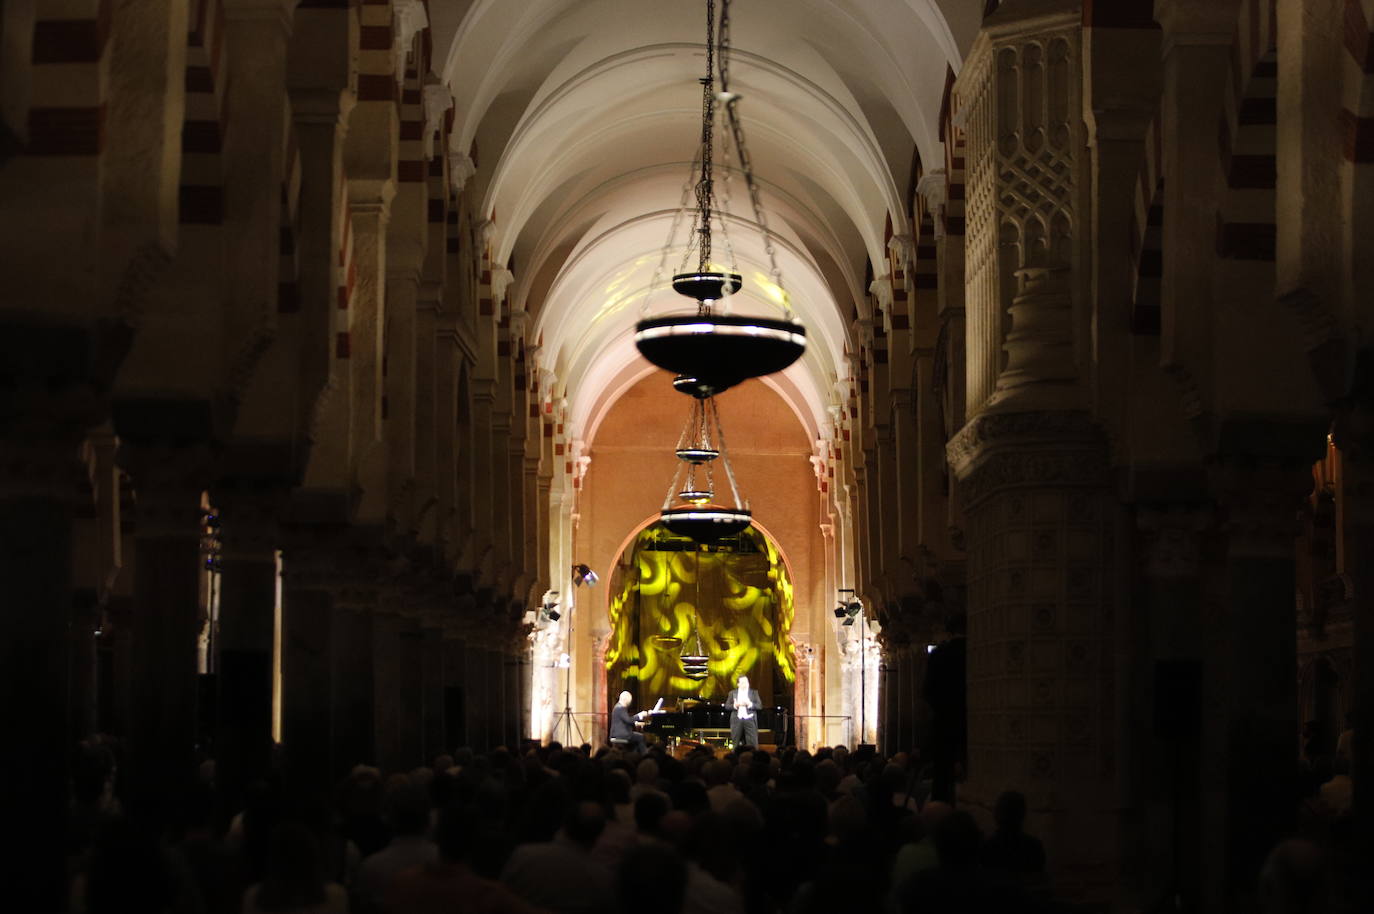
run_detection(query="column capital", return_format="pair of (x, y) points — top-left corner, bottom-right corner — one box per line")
(1136, 505), (1212, 579)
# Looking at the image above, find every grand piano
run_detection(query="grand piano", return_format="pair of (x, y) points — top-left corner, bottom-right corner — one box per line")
(641, 698), (789, 749)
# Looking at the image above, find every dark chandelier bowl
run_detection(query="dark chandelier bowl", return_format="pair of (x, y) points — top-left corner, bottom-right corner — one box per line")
(660, 504), (753, 542)
(671, 270), (743, 301)
(635, 313), (807, 394)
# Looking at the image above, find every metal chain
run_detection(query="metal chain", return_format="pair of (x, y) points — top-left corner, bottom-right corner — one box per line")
(710, 396), (746, 508)
(694, 0), (717, 276)
(717, 0), (792, 316)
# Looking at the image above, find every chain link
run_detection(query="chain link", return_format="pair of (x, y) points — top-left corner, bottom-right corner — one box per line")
(717, 0), (792, 316)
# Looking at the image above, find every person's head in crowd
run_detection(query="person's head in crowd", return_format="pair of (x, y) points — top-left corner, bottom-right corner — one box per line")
(1258, 839), (1329, 914)
(686, 813), (740, 884)
(1331, 755), (1350, 778)
(705, 758), (732, 788)
(618, 843), (686, 914)
(636, 757), (659, 787)
(669, 779), (709, 816)
(994, 790), (1028, 834)
(521, 778), (571, 843)
(434, 804), (474, 864)
(921, 799), (952, 833)
(815, 759), (842, 797)
(384, 782), (431, 837)
(255, 821), (326, 911)
(606, 767), (632, 806)
(83, 818), (175, 914)
(659, 810), (693, 849)
(563, 800), (607, 850)
(634, 791), (671, 838)
(434, 753), (454, 772)
(453, 747), (475, 768)
(933, 811), (983, 871)
(828, 793), (868, 844)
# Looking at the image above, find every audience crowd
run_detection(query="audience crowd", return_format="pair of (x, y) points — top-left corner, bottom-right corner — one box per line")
(64, 735), (1361, 913)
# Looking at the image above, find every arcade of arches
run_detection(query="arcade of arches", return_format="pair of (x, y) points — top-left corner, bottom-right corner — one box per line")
(2, 0), (1373, 907)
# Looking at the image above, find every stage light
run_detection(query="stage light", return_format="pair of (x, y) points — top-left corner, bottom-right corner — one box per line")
(926, 643), (937, 654)
(842, 616), (856, 626)
(833, 605), (848, 619)
(572, 563), (599, 586)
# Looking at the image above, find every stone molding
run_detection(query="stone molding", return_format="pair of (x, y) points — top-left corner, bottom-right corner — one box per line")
(1136, 505), (1212, 579)
(947, 410), (1108, 507)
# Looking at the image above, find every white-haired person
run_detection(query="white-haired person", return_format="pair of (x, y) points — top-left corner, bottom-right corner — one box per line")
(609, 690), (648, 752)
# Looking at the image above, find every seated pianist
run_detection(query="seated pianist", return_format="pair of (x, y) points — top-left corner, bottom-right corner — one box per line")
(610, 690), (649, 751)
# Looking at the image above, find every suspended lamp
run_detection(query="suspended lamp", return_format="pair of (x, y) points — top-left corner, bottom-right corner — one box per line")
(633, 0), (805, 398)
(660, 393), (751, 542)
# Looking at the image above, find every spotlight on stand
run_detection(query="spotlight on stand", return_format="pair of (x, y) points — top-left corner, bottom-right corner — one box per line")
(572, 563), (599, 587)
(836, 588), (861, 625)
(540, 591), (562, 622)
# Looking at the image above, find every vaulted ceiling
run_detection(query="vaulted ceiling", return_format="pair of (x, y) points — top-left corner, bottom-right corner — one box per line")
(431, 0), (980, 444)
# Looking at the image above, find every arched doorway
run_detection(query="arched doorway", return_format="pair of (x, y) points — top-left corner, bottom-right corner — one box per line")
(604, 521), (797, 740)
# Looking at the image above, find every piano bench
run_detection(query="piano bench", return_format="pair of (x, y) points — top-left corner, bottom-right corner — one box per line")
(608, 738), (631, 749)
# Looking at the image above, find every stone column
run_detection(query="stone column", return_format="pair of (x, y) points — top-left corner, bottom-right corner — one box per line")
(332, 563), (379, 774)
(279, 534), (337, 796)
(1210, 459), (1312, 904)
(947, 411), (1119, 900)
(1127, 505), (1211, 907)
(0, 437), (86, 911)
(443, 631), (468, 748)
(421, 615), (446, 763)
(119, 440), (213, 825)
(213, 489), (281, 818)
(397, 615), (425, 766)
(372, 605), (404, 771)
(1334, 409), (1374, 868)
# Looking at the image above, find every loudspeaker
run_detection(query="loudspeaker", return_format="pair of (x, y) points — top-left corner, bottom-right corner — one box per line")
(1154, 659), (1202, 741)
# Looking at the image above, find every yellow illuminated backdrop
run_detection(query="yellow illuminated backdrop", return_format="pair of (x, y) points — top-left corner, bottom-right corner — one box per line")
(605, 524), (796, 708)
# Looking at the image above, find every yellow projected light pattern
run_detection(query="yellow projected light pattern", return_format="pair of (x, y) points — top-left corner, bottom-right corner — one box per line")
(605, 524), (795, 702)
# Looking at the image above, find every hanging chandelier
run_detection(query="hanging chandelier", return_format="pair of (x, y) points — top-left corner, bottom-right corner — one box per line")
(633, 0), (806, 398)
(660, 389), (751, 541)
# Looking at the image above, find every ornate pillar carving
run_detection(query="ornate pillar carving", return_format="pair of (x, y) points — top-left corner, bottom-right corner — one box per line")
(947, 410), (1119, 899)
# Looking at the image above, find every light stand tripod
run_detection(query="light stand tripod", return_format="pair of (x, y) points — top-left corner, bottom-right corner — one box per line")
(548, 649), (585, 746)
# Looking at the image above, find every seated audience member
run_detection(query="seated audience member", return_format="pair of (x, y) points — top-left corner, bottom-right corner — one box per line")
(900, 811), (1030, 913)
(1258, 839), (1331, 914)
(1318, 757), (1352, 815)
(617, 844), (686, 914)
(980, 790), (1046, 884)
(242, 821), (347, 914)
(352, 783), (437, 913)
(500, 801), (613, 913)
(384, 805), (545, 914)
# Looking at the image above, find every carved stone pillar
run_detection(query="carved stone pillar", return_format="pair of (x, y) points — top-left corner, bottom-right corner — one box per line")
(0, 437), (87, 911)
(279, 532), (337, 795)
(1126, 504), (1211, 907)
(213, 488), (282, 817)
(956, 2), (1088, 418)
(1209, 458), (1311, 905)
(421, 612), (446, 763)
(372, 600), (405, 771)
(118, 435), (215, 825)
(442, 629), (468, 748)
(332, 559), (380, 774)
(1333, 406), (1374, 866)
(947, 411), (1119, 900)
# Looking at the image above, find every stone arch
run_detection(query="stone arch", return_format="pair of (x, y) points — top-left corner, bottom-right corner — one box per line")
(602, 516), (801, 736)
